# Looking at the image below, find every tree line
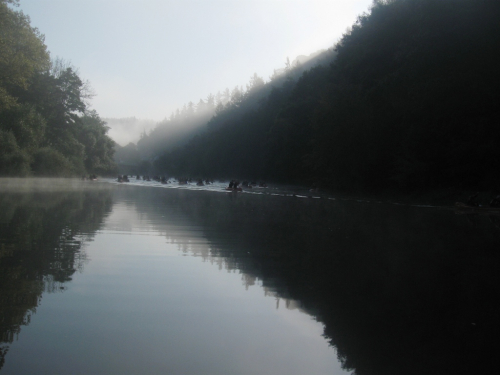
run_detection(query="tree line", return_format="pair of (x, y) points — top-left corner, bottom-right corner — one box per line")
(152, 0), (500, 194)
(7, 0), (498, 192)
(0, 0), (116, 177)
(115, 50), (333, 176)
(116, 71), (271, 173)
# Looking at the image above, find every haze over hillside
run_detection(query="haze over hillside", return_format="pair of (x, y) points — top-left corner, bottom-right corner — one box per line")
(107, 49), (330, 148)
(104, 117), (156, 146)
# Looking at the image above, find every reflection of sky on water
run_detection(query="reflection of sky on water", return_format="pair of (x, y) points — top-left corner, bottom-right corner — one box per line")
(3, 179), (500, 375)
(2, 191), (347, 375)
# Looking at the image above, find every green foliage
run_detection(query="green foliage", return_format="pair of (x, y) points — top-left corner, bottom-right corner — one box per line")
(0, 3), (116, 177)
(0, 0), (49, 112)
(0, 103), (46, 152)
(0, 130), (30, 176)
(78, 111), (116, 174)
(31, 147), (73, 176)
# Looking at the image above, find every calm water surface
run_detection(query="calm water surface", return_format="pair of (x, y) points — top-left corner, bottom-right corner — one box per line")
(1, 178), (499, 375)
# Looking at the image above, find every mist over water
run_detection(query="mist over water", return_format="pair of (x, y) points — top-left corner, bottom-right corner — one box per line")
(0, 177), (113, 192)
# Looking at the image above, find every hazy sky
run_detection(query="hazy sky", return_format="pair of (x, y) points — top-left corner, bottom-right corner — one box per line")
(18, 0), (373, 121)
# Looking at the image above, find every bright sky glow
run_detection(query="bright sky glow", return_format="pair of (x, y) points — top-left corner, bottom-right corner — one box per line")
(18, 0), (373, 121)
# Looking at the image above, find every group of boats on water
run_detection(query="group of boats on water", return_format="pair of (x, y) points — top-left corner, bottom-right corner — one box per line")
(115, 175), (268, 192)
(105, 175), (500, 213)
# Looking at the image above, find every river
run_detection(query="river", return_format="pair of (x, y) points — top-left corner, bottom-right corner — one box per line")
(0, 178), (499, 375)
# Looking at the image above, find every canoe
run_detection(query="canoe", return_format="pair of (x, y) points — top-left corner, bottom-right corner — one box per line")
(225, 187), (242, 192)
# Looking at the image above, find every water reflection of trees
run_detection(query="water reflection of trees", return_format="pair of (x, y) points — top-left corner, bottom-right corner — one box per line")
(126, 187), (500, 375)
(0, 182), (112, 370)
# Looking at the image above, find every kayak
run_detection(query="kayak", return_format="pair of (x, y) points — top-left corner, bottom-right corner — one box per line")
(225, 187), (242, 192)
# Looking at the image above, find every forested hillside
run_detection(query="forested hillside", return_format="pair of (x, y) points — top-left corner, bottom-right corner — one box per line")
(119, 49), (337, 175)
(155, 0), (500, 193)
(4, 0), (498, 189)
(0, 0), (116, 177)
